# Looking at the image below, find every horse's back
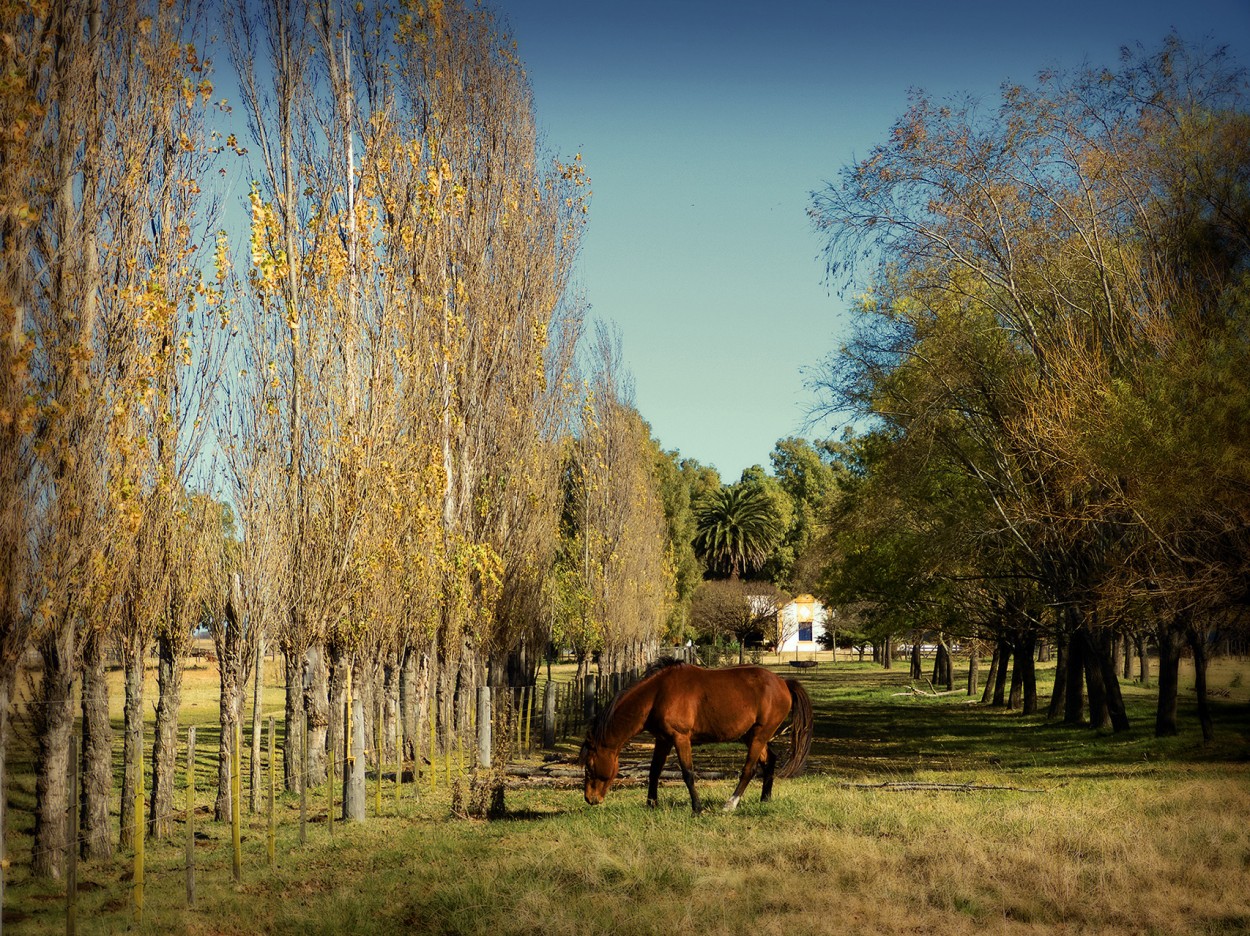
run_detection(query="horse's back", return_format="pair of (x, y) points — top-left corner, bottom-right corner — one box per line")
(649, 664), (792, 741)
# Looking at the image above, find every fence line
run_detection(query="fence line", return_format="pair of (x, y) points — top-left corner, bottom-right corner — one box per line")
(1, 669), (647, 932)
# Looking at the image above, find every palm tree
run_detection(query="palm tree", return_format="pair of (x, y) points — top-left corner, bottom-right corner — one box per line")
(692, 484), (783, 580)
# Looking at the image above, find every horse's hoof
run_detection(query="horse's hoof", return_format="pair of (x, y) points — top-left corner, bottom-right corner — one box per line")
(646, 799), (658, 809)
(722, 796), (740, 813)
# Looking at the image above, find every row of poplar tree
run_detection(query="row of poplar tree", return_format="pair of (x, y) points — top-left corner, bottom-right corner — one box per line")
(0, 0), (682, 880)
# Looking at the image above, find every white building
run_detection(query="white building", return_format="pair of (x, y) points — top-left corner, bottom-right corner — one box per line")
(775, 594), (833, 655)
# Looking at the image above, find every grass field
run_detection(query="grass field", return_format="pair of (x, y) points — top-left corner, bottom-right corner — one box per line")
(3, 655), (1249, 935)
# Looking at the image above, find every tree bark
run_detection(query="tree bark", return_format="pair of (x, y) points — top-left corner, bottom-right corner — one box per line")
(1093, 628), (1130, 732)
(981, 644), (999, 704)
(966, 640), (980, 696)
(283, 646), (304, 792)
(1155, 621), (1182, 737)
(1136, 633), (1150, 687)
(1082, 626), (1111, 730)
(909, 633), (922, 680)
(1046, 637), (1067, 720)
(249, 635), (265, 813)
(399, 644), (417, 760)
(1018, 633), (1038, 715)
(991, 639), (1011, 707)
(303, 643), (328, 784)
(1063, 625), (1086, 724)
(1186, 625), (1214, 743)
(33, 623), (75, 879)
(215, 680), (243, 821)
(149, 632), (184, 839)
(119, 638), (144, 849)
(79, 629), (112, 859)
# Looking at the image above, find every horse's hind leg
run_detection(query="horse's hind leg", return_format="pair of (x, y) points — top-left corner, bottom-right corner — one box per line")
(760, 744), (777, 802)
(673, 735), (702, 814)
(724, 734), (769, 812)
(647, 736), (673, 808)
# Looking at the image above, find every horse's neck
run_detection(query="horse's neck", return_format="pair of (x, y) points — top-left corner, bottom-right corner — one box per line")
(605, 680), (655, 750)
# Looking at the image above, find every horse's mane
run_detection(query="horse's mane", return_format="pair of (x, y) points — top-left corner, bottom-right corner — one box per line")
(583, 658), (695, 752)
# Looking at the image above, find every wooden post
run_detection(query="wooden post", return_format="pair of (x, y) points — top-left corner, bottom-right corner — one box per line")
(134, 730), (144, 925)
(186, 726), (196, 906)
(232, 719), (242, 883)
(267, 717), (275, 869)
(67, 734), (78, 936)
(476, 687), (491, 769)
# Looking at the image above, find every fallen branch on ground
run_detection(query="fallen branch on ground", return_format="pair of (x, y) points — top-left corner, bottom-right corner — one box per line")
(839, 781), (1046, 793)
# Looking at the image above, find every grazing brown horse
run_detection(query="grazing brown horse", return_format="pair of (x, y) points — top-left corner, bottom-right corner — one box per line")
(579, 661), (813, 813)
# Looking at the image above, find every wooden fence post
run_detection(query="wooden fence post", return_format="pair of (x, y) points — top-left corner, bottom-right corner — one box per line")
(186, 726), (196, 906)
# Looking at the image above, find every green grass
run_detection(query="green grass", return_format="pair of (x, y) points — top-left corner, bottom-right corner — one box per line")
(4, 657), (1249, 934)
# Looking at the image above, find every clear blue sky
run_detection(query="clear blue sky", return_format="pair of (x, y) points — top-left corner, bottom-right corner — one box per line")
(501, 0), (1247, 482)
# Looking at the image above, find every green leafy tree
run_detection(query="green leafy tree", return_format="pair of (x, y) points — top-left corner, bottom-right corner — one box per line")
(693, 483), (785, 581)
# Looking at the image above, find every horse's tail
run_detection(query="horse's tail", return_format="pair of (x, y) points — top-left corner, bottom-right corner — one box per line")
(776, 678), (813, 779)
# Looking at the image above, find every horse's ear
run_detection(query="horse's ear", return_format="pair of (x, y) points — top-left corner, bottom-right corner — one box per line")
(576, 737), (592, 766)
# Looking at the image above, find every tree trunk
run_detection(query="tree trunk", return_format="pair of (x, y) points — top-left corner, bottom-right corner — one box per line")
(1046, 637), (1067, 720)
(215, 679), (243, 821)
(33, 623), (75, 879)
(283, 647), (304, 792)
(1136, 634), (1150, 686)
(327, 647), (347, 782)
(966, 640), (980, 696)
(0, 676), (9, 876)
(399, 644), (417, 759)
(1064, 625), (1086, 725)
(882, 634), (893, 670)
(249, 635), (265, 813)
(909, 634), (922, 680)
(1007, 641), (1024, 710)
(1019, 633), (1038, 715)
(1082, 626), (1111, 730)
(981, 644), (999, 704)
(119, 640), (144, 849)
(149, 633), (184, 839)
(1156, 622), (1182, 737)
(991, 639), (1011, 707)
(1186, 626), (1214, 743)
(1092, 628), (1130, 733)
(303, 643), (328, 785)
(79, 629), (112, 859)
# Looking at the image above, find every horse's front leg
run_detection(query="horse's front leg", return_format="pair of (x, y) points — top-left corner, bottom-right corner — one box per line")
(724, 734), (768, 812)
(673, 735), (702, 814)
(647, 736), (673, 808)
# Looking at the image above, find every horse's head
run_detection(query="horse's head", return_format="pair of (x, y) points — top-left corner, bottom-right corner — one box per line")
(578, 736), (619, 805)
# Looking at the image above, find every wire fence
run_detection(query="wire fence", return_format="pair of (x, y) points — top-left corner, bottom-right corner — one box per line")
(0, 669), (642, 932)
